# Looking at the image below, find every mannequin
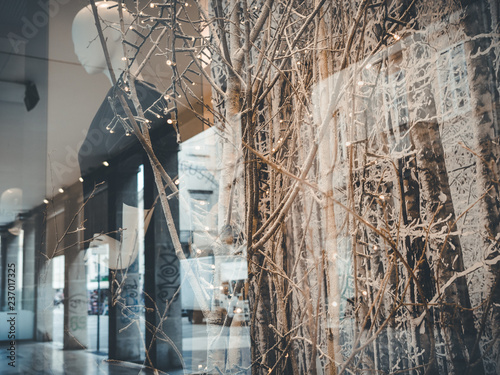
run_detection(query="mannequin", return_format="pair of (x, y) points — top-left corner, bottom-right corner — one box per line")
(72, 1), (168, 269)
(72, 1), (141, 85)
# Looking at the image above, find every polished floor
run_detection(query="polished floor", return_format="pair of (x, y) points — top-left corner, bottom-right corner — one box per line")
(0, 340), (181, 375)
(0, 314), (250, 374)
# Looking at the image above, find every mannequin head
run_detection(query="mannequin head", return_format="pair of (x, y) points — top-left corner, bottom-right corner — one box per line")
(72, 1), (137, 85)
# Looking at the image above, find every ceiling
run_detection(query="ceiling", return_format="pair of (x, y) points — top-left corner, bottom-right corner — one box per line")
(0, 0), (46, 227)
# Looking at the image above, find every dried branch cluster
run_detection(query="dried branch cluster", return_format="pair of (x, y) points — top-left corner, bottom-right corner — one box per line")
(89, 0), (500, 374)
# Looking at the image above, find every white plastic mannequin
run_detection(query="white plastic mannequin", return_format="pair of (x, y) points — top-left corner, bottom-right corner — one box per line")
(72, 1), (142, 85)
(73, 1), (145, 269)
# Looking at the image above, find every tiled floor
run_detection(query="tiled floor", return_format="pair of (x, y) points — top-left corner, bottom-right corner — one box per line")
(0, 341), (184, 375)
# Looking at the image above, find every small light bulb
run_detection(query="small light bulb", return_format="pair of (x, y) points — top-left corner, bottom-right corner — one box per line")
(121, 57), (127, 61)
(379, 195), (385, 200)
(185, 2), (188, 6)
(79, 177), (84, 182)
(345, 141), (351, 147)
(192, 82), (196, 86)
(150, 3), (156, 7)
(43, 199), (49, 204)
(332, 301), (338, 307)
(156, 114), (161, 118)
(167, 119), (173, 124)
(58, 188), (64, 193)
(365, 63), (372, 69)
(357, 80), (364, 86)
(174, 179), (179, 185)
(393, 34), (401, 41)
(166, 60), (172, 66)
(362, 290), (368, 296)
(103, 161), (109, 167)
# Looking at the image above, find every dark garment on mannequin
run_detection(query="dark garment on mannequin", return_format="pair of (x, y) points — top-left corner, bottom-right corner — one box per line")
(78, 80), (168, 176)
(78, 80), (171, 245)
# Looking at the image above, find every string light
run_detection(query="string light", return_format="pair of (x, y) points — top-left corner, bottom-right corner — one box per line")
(43, 199), (49, 204)
(58, 188), (64, 193)
(79, 177), (84, 182)
(365, 63), (372, 69)
(167, 119), (173, 124)
(102, 161), (109, 167)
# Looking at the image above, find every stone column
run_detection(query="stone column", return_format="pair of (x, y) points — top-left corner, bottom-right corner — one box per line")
(144, 138), (183, 371)
(64, 186), (88, 349)
(154, 205), (183, 370)
(108, 157), (142, 362)
(35, 223), (53, 342)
